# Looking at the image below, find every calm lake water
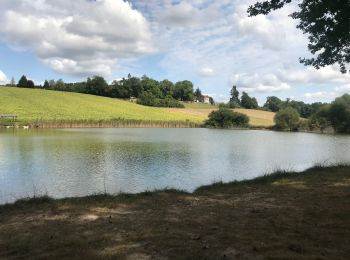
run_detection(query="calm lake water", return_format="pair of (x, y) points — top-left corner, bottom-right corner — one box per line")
(1, 128), (350, 204)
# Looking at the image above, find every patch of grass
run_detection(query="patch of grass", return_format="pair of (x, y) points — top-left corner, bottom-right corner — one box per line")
(0, 87), (204, 126)
(167, 107), (275, 127)
(182, 102), (218, 109)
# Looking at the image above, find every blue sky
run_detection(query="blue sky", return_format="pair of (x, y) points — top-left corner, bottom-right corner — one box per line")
(0, 0), (349, 104)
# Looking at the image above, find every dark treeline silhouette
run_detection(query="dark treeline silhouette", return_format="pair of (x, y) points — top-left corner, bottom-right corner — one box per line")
(13, 74), (214, 108)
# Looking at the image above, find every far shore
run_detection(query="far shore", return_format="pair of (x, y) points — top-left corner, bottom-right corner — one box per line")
(1, 165), (349, 259)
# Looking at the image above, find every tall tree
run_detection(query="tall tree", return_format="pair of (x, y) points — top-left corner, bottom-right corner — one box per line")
(160, 79), (175, 98)
(86, 76), (108, 96)
(194, 88), (203, 102)
(17, 75), (28, 88)
(27, 80), (35, 88)
(241, 92), (258, 109)
(174, 81), (194, 101)
(43, 80), (50, 89)
(229, 85), (240, 107)
(264, 96), (282, 112)
(248, 0), (350, 73)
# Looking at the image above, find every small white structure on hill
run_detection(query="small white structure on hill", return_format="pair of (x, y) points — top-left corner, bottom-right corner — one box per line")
(202, 95), (210, 104)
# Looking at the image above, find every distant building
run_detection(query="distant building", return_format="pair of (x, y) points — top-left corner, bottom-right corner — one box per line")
(202, 95), (210, 104)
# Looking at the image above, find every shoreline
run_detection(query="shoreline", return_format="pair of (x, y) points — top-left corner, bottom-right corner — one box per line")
(1, 165), (348, 207)
(1, 165), (349, 259)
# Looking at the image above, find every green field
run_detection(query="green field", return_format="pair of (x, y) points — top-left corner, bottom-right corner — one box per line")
(0, 87), (275, 127)
(0, 87), (205, 126)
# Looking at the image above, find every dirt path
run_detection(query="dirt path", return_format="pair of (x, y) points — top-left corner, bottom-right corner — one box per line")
(0, 166), (349, 259)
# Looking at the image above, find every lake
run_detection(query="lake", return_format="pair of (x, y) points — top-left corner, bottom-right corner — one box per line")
(1, 128), (350, 204)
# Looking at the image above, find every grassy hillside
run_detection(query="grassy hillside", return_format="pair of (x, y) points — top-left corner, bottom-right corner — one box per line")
(0, 87), (275, 127)
(0, 87), (204, 126)
(167, 106), (275, 127)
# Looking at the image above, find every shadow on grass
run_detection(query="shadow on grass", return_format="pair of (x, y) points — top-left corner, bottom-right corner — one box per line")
(0, 164), (350, 259)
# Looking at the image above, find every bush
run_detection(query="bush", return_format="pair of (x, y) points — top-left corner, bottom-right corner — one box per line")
(137, 93), (184, 108)
(274, 107), (300, 131)
(328, 94), (350, 133)
(206, 108), (249, 128)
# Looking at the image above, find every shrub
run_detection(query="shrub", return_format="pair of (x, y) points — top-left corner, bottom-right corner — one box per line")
(206, 108), (249, 128)
(274, 107), (300, 131)
(328, 94), (350, 133)
(137, 93), (184, 108)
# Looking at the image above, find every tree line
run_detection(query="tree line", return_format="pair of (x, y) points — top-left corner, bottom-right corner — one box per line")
(11, 74), (214, 108)
(227, 85), (350, 133)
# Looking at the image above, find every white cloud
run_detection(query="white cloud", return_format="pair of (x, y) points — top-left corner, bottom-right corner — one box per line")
(335, 84), (350, 94)
(278, 65), (350, 85)
(305, 84), (350, 100)
(232, 73), (291, 93)
(232, 3), (306, 50)
(0, 0), (154, 77)
(198, 67), (216, 77)
(305, 92), (331, 99)
(0, 70), (8, 84)
(159, 2), (220, 28)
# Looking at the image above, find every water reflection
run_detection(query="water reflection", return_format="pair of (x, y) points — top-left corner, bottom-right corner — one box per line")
(1, 128), (350, 204)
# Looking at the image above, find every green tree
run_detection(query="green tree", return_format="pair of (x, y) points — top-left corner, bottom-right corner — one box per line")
(264, 96), (282, 112)
(174, 80), (194, 101)
(86, 76), (108, 96)
(55, 79), (65, 91)
(17, 75), (28, 88)
(248, 0), (350, 73)
(27, 80), (35, 88)
(141, 76), (162, 98)
(206, 107), (249, 128)
(241, 92), (258, 109)
(194, 88), (203, 102)
(209, 97), (215, 105)
(274, 107), (300, 131)
(43, 80), (50, 89)
(229, 85), (240, 107)
(159, 79), (175, 98)
(328, 94), (350, 133)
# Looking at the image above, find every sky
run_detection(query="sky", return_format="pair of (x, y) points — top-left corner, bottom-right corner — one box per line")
(0, 0), (349, 105)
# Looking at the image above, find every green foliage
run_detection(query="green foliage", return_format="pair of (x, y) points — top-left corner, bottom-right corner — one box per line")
(274, 107), (300, 131)
(137, 92), (184, 108)
(206, 108), (249, 128)
(159, 80), (174, 98)
(241, 92), (258, 109)
(174, 81), (194, 101)
(248, 0), (350, 73)
(328, 94), (350, 133)
(229, 85), (240, 107)
(27, 80), (35, 88)
(194, 88), (202, 102)
(86, 76), (108, 96)
(43, 80), (50, 89)
(17, 75), (28, 88)
(264, 96), (282, 112)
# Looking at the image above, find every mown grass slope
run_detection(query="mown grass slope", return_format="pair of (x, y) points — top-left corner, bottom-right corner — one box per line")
(0, 87), (204, 125)
(167, 106), (275, 127)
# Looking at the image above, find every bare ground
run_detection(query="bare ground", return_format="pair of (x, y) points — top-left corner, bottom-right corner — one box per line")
(0, 166), (349, 259)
